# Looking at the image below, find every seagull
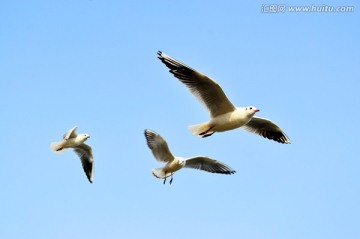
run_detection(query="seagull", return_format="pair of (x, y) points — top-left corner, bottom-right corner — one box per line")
(144, 129), (235, 184)
(157, 51), (291, 144)
(50, 126), (94, 183)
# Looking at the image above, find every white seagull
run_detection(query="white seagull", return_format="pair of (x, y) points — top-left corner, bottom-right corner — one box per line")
(157, 51), (291, 144)
(50, 126), (94, 183)
(144, 129), (235, 184)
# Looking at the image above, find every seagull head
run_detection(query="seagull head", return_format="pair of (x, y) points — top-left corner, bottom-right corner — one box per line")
(80, 134), (91, 141)
(245, 106), (260, 115)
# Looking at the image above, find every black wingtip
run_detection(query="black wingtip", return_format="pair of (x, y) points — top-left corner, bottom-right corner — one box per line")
(157, 51), (165, 62)
(144, 129), (155, 147)
(144, 129), (152, 137)
(224, 170), (236, 175)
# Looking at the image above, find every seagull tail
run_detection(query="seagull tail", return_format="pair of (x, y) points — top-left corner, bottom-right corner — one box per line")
(50, 142), (67, 154)
(188, 122), (211, 136)
(152, 168), (166, 179)
(152, 168), (174, 179)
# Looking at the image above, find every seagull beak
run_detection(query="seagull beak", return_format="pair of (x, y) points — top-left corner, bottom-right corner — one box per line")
(253, 109), (260, 112)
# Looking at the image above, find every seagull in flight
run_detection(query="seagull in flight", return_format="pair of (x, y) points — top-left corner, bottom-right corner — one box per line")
(144, 129), (235, 184)
(157, 51), (291, 144)
(50, 126), (94, 183)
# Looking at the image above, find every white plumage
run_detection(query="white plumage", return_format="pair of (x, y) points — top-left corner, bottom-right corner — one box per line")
(50, 126), (94, 183)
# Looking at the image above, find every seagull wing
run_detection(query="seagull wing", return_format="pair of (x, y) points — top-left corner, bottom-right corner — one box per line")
(73, 143), (94, 183)
(242, 116), (291, 144)
(63, 126), (78, 140)
(184, 156), (236, 174)
(144, 129), (175, 163)
(158, 51), (236, 117)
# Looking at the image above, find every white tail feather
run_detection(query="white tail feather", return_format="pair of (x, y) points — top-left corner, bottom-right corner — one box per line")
(152, 168), (166, 179)
(188, 122), (211, 136)
(50, 142), (67, 154)
(152, 168), (174, 179)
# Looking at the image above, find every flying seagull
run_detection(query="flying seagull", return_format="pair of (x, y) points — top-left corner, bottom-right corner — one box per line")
(144, 129), (235, 184)
(50, 126), (94, 183)
(157, 51), (291, 144)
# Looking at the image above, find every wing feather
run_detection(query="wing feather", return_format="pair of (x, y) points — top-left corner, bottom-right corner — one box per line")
(73, 143), (94, 183)
(158, 51), (236, 117)
(242, 116), (291, 144)
(144, 129), (175, 163)
(184, 156), (236, 174)
(63, 126), (78, 140)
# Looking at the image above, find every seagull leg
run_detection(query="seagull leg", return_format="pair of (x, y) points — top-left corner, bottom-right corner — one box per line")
(202, 132), (215, 138)
(163, 171), (167, 184)
(170, 174), (173, 185)
(199, 127), (214, 138)
(56, 147), (63, 151)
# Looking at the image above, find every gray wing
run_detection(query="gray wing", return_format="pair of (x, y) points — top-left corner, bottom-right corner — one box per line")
(63, 126), (78, 140)
(73, 143), (94, 183)
(242, 116), (291, 144)
(184, 156), (236, 174)
(158, 51), (236, 118)
(144, 129), (175, 163)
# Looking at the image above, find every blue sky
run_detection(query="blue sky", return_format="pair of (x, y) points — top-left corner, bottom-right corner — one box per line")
(0, 1), (359, 238)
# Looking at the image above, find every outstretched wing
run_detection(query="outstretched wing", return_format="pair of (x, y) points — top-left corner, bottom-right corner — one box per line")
(158, 51), (236, 117)
(184, 156), (236, 174)
(73, 143), (94, 183)
(242, 116), (291, 144)
(63, 126), (78, 140)
(144, 129), (175, 163)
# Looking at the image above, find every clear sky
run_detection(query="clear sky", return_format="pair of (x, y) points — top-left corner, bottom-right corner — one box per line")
(1, 1), (359, 238)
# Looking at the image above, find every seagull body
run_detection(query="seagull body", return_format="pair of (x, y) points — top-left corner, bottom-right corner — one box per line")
(154, 157), (184, 180)
(50, 126), (94, 183)
(192, 107), (255, 134)
(144, 129), (235, 184)
(157, 51), (291, 144)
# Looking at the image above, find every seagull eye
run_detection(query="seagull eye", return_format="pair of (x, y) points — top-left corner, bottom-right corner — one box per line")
(250, 107), (252, 110)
